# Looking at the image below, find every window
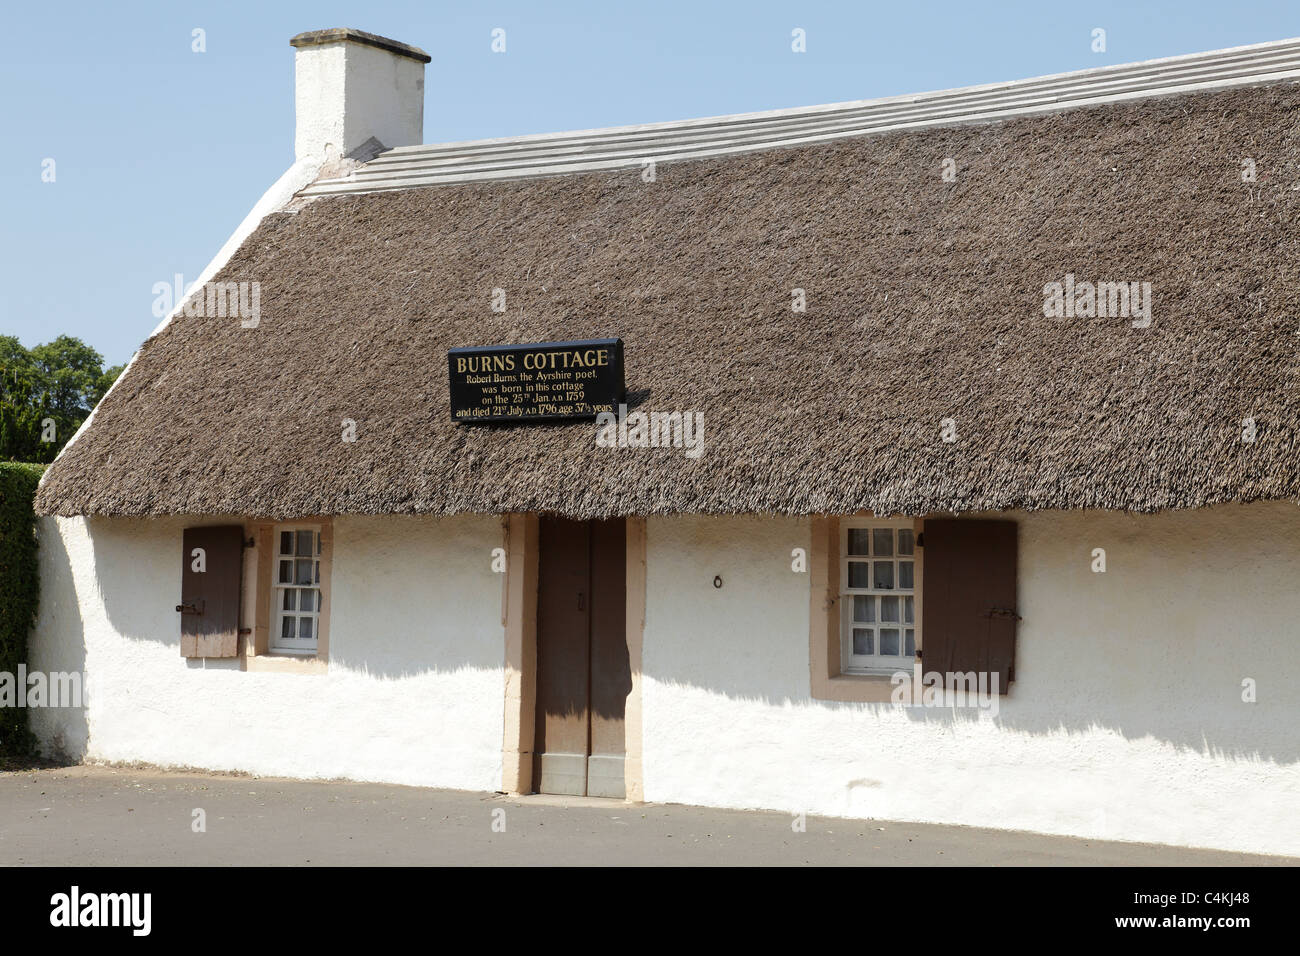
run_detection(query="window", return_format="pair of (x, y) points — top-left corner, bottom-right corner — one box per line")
(841, 519), (916, 674)
(241, 519), (331, 673)
(272, 527), (322, 655)
(813, 515), (1015, 702)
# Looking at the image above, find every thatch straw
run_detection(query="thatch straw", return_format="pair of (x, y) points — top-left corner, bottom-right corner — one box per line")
(36, 82), (1300, 518)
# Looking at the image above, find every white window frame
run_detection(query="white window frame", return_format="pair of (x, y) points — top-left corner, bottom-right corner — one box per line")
(840, 518), (917, 675)
(271, 525), (322, 655)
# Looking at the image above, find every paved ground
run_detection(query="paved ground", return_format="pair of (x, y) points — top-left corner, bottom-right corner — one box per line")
(0, 765), (1290, 866)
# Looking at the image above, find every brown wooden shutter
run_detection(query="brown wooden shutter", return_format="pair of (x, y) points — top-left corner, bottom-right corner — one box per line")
(178, 525), (245, 659)
(920, 518), (1018, 693)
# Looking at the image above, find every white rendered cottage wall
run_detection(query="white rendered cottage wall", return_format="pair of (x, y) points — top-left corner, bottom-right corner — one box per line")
(28, 503), (1299, 854)
(640, 506), (1300, 857)
(29, 514), (504, 790)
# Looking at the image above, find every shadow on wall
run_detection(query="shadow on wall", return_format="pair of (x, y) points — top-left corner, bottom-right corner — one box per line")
(88, 516), (193, 662)
(30, 517), (88, 760)
(640, 509), (1300, 767)
(890, 694), (1294, 765)
(85, 514), (503, 681)
(64, 508), (1299, 766)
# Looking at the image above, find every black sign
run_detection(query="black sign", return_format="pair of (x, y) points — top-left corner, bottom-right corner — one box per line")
(447, 338), (625, 423)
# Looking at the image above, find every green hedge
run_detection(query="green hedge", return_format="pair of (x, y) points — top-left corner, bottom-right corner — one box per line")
(0, 462), (44, 762)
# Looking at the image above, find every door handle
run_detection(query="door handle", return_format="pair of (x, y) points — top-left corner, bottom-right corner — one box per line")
(578, 591), (586, 611)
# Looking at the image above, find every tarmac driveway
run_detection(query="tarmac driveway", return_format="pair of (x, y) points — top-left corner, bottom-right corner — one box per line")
(0, 765), (1290, 866)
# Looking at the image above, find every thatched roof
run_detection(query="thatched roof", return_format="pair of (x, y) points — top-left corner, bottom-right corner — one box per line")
(35, 81), (1300, 518)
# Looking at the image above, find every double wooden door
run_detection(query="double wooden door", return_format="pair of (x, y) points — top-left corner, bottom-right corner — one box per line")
(533, 517), (630, 797)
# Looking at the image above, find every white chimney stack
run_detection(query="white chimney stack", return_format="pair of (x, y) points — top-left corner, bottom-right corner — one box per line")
(290, 28), (430, 162)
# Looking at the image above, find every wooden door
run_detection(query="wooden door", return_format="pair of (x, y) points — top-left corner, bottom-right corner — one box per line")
(533, 517), (630, 796)
(587, 518), (629, 797)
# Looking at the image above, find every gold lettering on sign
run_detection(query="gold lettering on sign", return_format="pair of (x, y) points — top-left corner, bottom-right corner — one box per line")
(457, 354), (517, 374)
(451, 342), (619, 421)
(517, 348), (613, 371)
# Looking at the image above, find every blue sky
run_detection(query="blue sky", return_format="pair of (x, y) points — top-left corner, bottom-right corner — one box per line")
(5, 0), (1300, 366)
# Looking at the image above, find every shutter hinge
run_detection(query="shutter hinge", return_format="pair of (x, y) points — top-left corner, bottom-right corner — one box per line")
(987, 607), (1022, 621)
(175, 600), (204, 616)
(242, 537), (256, 548)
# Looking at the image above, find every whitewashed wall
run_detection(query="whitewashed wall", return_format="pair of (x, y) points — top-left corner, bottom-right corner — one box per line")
(29, 504), (1299, 855)
(641, 506), (1300, 857)
(29, 514), (504, 791)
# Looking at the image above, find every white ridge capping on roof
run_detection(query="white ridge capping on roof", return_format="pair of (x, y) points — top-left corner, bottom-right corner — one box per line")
(300, 36), (1300, 197)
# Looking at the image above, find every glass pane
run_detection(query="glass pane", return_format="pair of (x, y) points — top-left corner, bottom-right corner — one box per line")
(296, 530), (314, 557)
(300, 589), (316, 613)
(295, 559), (313, 585)
(848, 561), (870, 588)
(899, 561), (914, 590)
(853, 595), (874, 623)
(873, 528), (893, 556)
(852, 628), (873, 656)
(898, 529), (914, 555)
(879, 628), (900, 656)
(282, 590), (295, 611)
(314, 562), (320, 585)
(873, 561), (894, 589)
(880, 596), (899, 622)
(299, 617), (314, 641)
(847, 529), (869, 556)
(317, 535), (323, 555)
(905, 629), (915, 657)
(278, 560), (291, 584)
(904, 596), (914, 624)
(280, 616), (293, 640)
(279, 531), (292, 555)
